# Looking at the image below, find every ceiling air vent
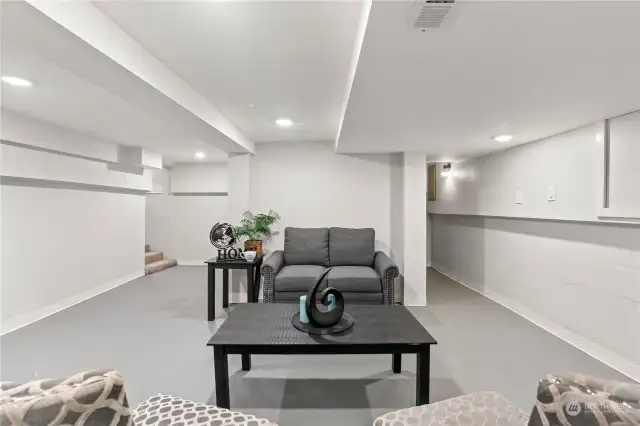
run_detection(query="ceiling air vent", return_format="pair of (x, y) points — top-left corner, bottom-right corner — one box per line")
(406, 0), (456, 31)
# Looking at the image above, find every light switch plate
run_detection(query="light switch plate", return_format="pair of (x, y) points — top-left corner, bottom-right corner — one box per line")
(547, 185), (556, 201)
(516, 189), (524, 204)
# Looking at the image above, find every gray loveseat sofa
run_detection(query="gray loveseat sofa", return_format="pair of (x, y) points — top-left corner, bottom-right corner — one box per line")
(261, 227), (399, 304)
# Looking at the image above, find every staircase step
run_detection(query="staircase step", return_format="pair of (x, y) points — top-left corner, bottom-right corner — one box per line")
(145, 244), (151, 253)
(145, 251), (164, 265)
(145, 259), (177, 275)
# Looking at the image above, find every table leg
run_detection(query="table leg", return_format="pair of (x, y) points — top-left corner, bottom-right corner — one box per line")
(246, 268), (255, 303)
(241, 353), (251, 371)
(214, 346), (230, 409)
(392, 354), (401, 373)
(253, 265), (261, 302)
(208, 266), (215, 321)
(222, 269), (229, 308)
(416, 348), (430, 405)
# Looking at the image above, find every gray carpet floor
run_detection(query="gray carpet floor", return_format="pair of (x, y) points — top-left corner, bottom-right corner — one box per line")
(1, 267), (632, 426)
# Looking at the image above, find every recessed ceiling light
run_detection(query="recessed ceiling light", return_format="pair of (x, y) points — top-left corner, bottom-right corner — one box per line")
(195, 152), (206, 159)
(493, 135), (513, 143)
(275, 118), (293, 128)
(1, 76), (32, 87)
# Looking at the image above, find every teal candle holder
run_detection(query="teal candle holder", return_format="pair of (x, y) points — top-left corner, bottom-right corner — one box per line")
(299, 295), (310, 323)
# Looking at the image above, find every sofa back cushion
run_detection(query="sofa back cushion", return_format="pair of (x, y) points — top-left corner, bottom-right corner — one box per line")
(329, 227), (375, 266)
(284, 227), (329, 266)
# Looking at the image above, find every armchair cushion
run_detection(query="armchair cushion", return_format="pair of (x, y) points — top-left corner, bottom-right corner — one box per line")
(329, 227), (375, 266)
(0, 369), (131, 426)
(328, 266), (381, 292)
(134, 394), (276, 426)
(374, 391), (528, 426)
(528, 373), (640, 426)
(275, 265), (327, 292)
(284, 227), (329, 266)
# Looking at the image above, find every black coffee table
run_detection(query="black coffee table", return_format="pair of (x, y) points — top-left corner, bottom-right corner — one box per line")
(207, 303), (437, 409)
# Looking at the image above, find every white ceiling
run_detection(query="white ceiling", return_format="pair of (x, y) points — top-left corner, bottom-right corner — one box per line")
(1, 1), (237, 165)
(338, 1), (640, 158)
(95, 0), (363, 143)
(2, 41), (227, 165)
(5, 1), (640, 163)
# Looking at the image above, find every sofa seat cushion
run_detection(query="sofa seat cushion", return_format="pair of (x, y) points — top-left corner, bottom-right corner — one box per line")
(329, 227), (375, 266)
(374, 391), (529, 426)
(284, 227), (329, 266)
(134, 394), (277, 426)
(274, 291), (383, 304)
(328, 266), (381, 293)
(275, 265), (327, 292)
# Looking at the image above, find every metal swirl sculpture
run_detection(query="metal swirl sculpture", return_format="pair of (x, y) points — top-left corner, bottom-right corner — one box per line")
(304, 267), (344, 327)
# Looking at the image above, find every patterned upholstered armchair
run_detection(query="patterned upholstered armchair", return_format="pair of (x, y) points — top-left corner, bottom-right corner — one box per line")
(1, 369), (277, 426)
(0, 369), (131, 426)
(374, 373), (640, 426)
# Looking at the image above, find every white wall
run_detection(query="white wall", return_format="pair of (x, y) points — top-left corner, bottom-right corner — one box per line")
(609, 111), (640, 213)
(429, 123), (602, 221)
(145, 169), (228, 263)
(250, 141), (392, 254)
(429, 120), (640, 380)
(169, 163), (228, 194)
(1, 112), (148, 334)
(2, 187), (144, 333)
(431, 214), (640, 381)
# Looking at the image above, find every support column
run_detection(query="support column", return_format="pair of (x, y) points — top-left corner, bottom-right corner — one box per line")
(390, 153), (427, 306)
(403, 153), (427, 306)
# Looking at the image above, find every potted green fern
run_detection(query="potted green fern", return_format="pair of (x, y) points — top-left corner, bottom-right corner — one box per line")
(234, 210), (281, 257)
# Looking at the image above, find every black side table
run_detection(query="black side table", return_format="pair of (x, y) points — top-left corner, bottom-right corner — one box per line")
(205, 256), (264, 321)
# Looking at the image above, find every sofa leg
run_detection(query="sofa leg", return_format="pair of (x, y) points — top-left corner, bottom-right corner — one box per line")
(241, 354), (251, 371)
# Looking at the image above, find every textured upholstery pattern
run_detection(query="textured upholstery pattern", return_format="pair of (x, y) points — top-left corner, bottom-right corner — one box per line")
(528, 373), (640, 426)
(283, 227), (329, 266)
(274, 265), (327, 292)
(329, 227), (375, 266)
(374, 251), (399, 305)
(0, 369), (131, 426)
(133, 394), (277, 426)
(328, 266), (381, 292)
(374, 391), (529, 426)
(261, 250), (284, 303)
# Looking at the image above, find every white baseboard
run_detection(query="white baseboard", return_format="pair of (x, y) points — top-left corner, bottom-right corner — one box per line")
(177, 260), (207, 266)
(1, 270), (144, 335)
(431, 265), (640, 383)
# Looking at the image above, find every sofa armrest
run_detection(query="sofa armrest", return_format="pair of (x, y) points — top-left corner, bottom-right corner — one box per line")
(261, 250), (284, 303)
(374, 251), (399, 304)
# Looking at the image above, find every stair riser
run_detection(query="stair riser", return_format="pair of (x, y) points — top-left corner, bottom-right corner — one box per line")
(145, 252), (164, 265)
(145, 260), (177, 275)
